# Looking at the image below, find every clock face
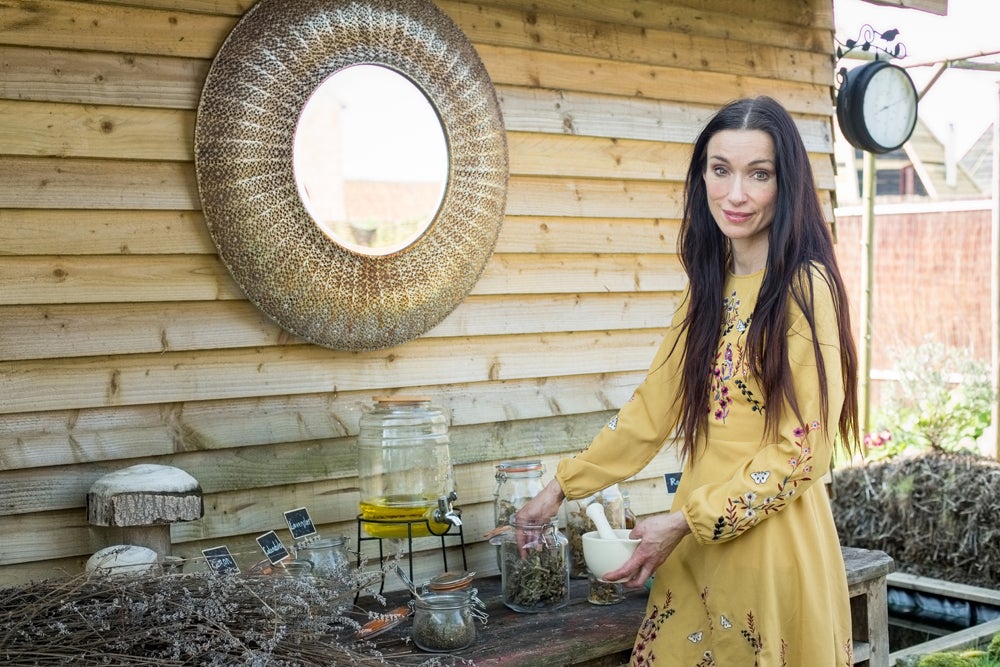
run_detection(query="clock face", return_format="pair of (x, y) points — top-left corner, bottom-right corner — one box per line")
(862, 64), (918, 151)
(836, 61), (919, 154)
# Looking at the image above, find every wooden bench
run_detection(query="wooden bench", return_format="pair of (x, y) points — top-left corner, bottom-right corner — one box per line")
(364, 546), (894, 666)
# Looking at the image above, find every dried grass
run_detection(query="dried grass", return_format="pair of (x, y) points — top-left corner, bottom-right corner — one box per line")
(0, 561), (469, 666)
(832, 450), (1000, 588)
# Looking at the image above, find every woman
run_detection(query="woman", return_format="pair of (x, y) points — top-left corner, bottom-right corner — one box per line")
(516, 97), (860, 666)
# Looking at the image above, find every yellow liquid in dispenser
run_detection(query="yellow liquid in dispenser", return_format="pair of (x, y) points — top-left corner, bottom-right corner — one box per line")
(359, 496), (452, 538)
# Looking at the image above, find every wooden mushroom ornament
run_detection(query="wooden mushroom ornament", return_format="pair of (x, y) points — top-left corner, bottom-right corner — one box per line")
(87, 464), (203, 559)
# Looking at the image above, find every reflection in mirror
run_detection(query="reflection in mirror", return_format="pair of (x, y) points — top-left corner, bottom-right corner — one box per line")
(293, 65), (449, 256)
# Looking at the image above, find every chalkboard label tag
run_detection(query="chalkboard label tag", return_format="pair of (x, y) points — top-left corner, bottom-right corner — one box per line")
(664, 472), (682, 493)
(256, 530), (290, 565)
(284, 507), (318, 540)
(202, 545), (240, 575)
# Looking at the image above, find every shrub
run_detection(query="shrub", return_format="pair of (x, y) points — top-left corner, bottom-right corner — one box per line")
(869, 339), (993, 458)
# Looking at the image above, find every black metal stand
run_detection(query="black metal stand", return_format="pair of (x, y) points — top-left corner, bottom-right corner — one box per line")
(356, 511), (467, 593)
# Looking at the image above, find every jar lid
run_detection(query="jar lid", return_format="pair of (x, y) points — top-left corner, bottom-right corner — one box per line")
(300, 535), (348, 549)
(372, 395), (432, 404)
(496, 460), (543, 473)
(426, 570), (475, 591)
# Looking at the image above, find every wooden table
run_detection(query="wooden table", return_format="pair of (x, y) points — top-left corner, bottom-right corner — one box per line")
(363, 547), (893, 667)
(843, 546), (895, 667)
(362, 576), (643, 666)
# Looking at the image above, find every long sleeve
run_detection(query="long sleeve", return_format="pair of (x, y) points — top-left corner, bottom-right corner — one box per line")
(554, 296), (689, 500)
(680, 267), (846, 545)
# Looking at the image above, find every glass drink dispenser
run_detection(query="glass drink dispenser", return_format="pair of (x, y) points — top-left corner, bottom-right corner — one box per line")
(357, 396), (460, 538)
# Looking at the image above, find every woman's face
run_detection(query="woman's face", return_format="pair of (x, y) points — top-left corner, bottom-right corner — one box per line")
(703, 129), (777, 273)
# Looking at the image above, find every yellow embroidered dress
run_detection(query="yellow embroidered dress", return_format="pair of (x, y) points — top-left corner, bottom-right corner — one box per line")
(556, 268), (854, 667)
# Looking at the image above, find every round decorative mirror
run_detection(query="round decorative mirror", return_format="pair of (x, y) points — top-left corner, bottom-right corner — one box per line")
(195, 0), (508, 351)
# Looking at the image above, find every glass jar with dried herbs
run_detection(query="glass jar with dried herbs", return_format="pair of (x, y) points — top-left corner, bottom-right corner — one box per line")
(493, 460), (547, 570)
(565, 484), (625, 578)
(495, 516), (569, 613)
(410, 588), (487, 652)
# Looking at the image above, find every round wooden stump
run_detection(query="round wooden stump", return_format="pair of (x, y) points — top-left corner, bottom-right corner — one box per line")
(87, 463), (203, 558)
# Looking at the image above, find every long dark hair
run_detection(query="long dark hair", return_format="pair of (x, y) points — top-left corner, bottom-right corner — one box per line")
(672, 96), (859, 460)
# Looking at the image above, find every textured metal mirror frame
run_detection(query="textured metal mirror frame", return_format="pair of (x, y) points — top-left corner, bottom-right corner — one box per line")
(195, 0), (508, 351)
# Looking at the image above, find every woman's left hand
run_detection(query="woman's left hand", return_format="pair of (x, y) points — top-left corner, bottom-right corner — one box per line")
(602, 511), (691, 588)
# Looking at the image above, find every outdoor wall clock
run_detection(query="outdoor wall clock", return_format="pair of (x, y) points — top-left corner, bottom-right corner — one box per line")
(837, 60), (919, 154)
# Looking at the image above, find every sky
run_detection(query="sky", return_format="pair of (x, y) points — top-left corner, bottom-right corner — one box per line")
(834, 0), (1000, 156)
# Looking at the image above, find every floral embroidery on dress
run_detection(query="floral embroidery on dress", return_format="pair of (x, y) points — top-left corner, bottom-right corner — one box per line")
(695, 652), (717, 667)
(741, 611), (763, 665)
(631, 590), (676, 667)
(711, 421), (820, 540)
(710, 291), (759, 422)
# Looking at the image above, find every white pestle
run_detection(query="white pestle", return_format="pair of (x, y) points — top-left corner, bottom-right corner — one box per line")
(586, 502), (619, 540)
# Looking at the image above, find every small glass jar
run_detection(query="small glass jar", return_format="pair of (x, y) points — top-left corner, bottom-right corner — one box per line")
(565, 484), (625, 578)
(587, 572), (625, 605)
(622, 488), (637, 530)
(298, 536), (351, 578)
(495, 517), (569, 613)
(411, 589), (485, 652)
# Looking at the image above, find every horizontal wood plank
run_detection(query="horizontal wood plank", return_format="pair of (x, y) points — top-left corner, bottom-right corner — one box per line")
(0, 210), (676, 257)
(0, 330), (663, 414)
(0, 255), (242, 304)
(480, 0), (831, 48)
(498, 216), (679, 254)
(481, 44), (832, 115)
(0, 292), (680, 361)
(0, 252), (684, 305)
(0, 45), (206, 109)
(0, 209), (215, 255)
(509, 132), (836, 191)
(0, 156), (199, 209)
(500, 86), (834, 154)
(0, 99), (193, 160)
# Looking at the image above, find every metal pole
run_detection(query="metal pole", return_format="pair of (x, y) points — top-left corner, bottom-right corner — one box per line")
(859, 150), (876, 436)
(991, 82), (1000, 460)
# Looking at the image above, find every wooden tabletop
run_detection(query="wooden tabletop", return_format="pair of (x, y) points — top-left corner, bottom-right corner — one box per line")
(360, 575), (646, 667)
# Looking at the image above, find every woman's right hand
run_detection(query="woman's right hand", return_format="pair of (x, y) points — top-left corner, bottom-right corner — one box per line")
(513, 478), (565, 525)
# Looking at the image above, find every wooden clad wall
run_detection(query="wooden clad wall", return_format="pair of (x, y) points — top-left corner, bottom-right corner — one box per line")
(0, 0), (836, 585)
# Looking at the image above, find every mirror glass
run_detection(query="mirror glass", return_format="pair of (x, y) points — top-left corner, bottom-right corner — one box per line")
(293, 65), (448, 256)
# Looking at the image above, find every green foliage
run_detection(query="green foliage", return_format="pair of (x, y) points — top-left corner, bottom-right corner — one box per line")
(990, 631), (1000, 660)
(908, 634), (1000, 666)
(916, 652), (977, 667)
(868, 339), (993, 459)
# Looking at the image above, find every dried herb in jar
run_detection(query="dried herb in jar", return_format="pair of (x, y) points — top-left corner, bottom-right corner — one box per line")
(498, 519), (570, 613)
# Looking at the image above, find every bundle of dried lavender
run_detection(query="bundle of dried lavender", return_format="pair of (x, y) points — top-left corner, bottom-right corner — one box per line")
(0, 563), (470, 666)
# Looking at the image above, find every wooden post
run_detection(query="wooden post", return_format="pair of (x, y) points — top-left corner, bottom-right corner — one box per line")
(87, 464), (203, 558)
(859, 150), (877, 436)
(992, 82), (1000, 461)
